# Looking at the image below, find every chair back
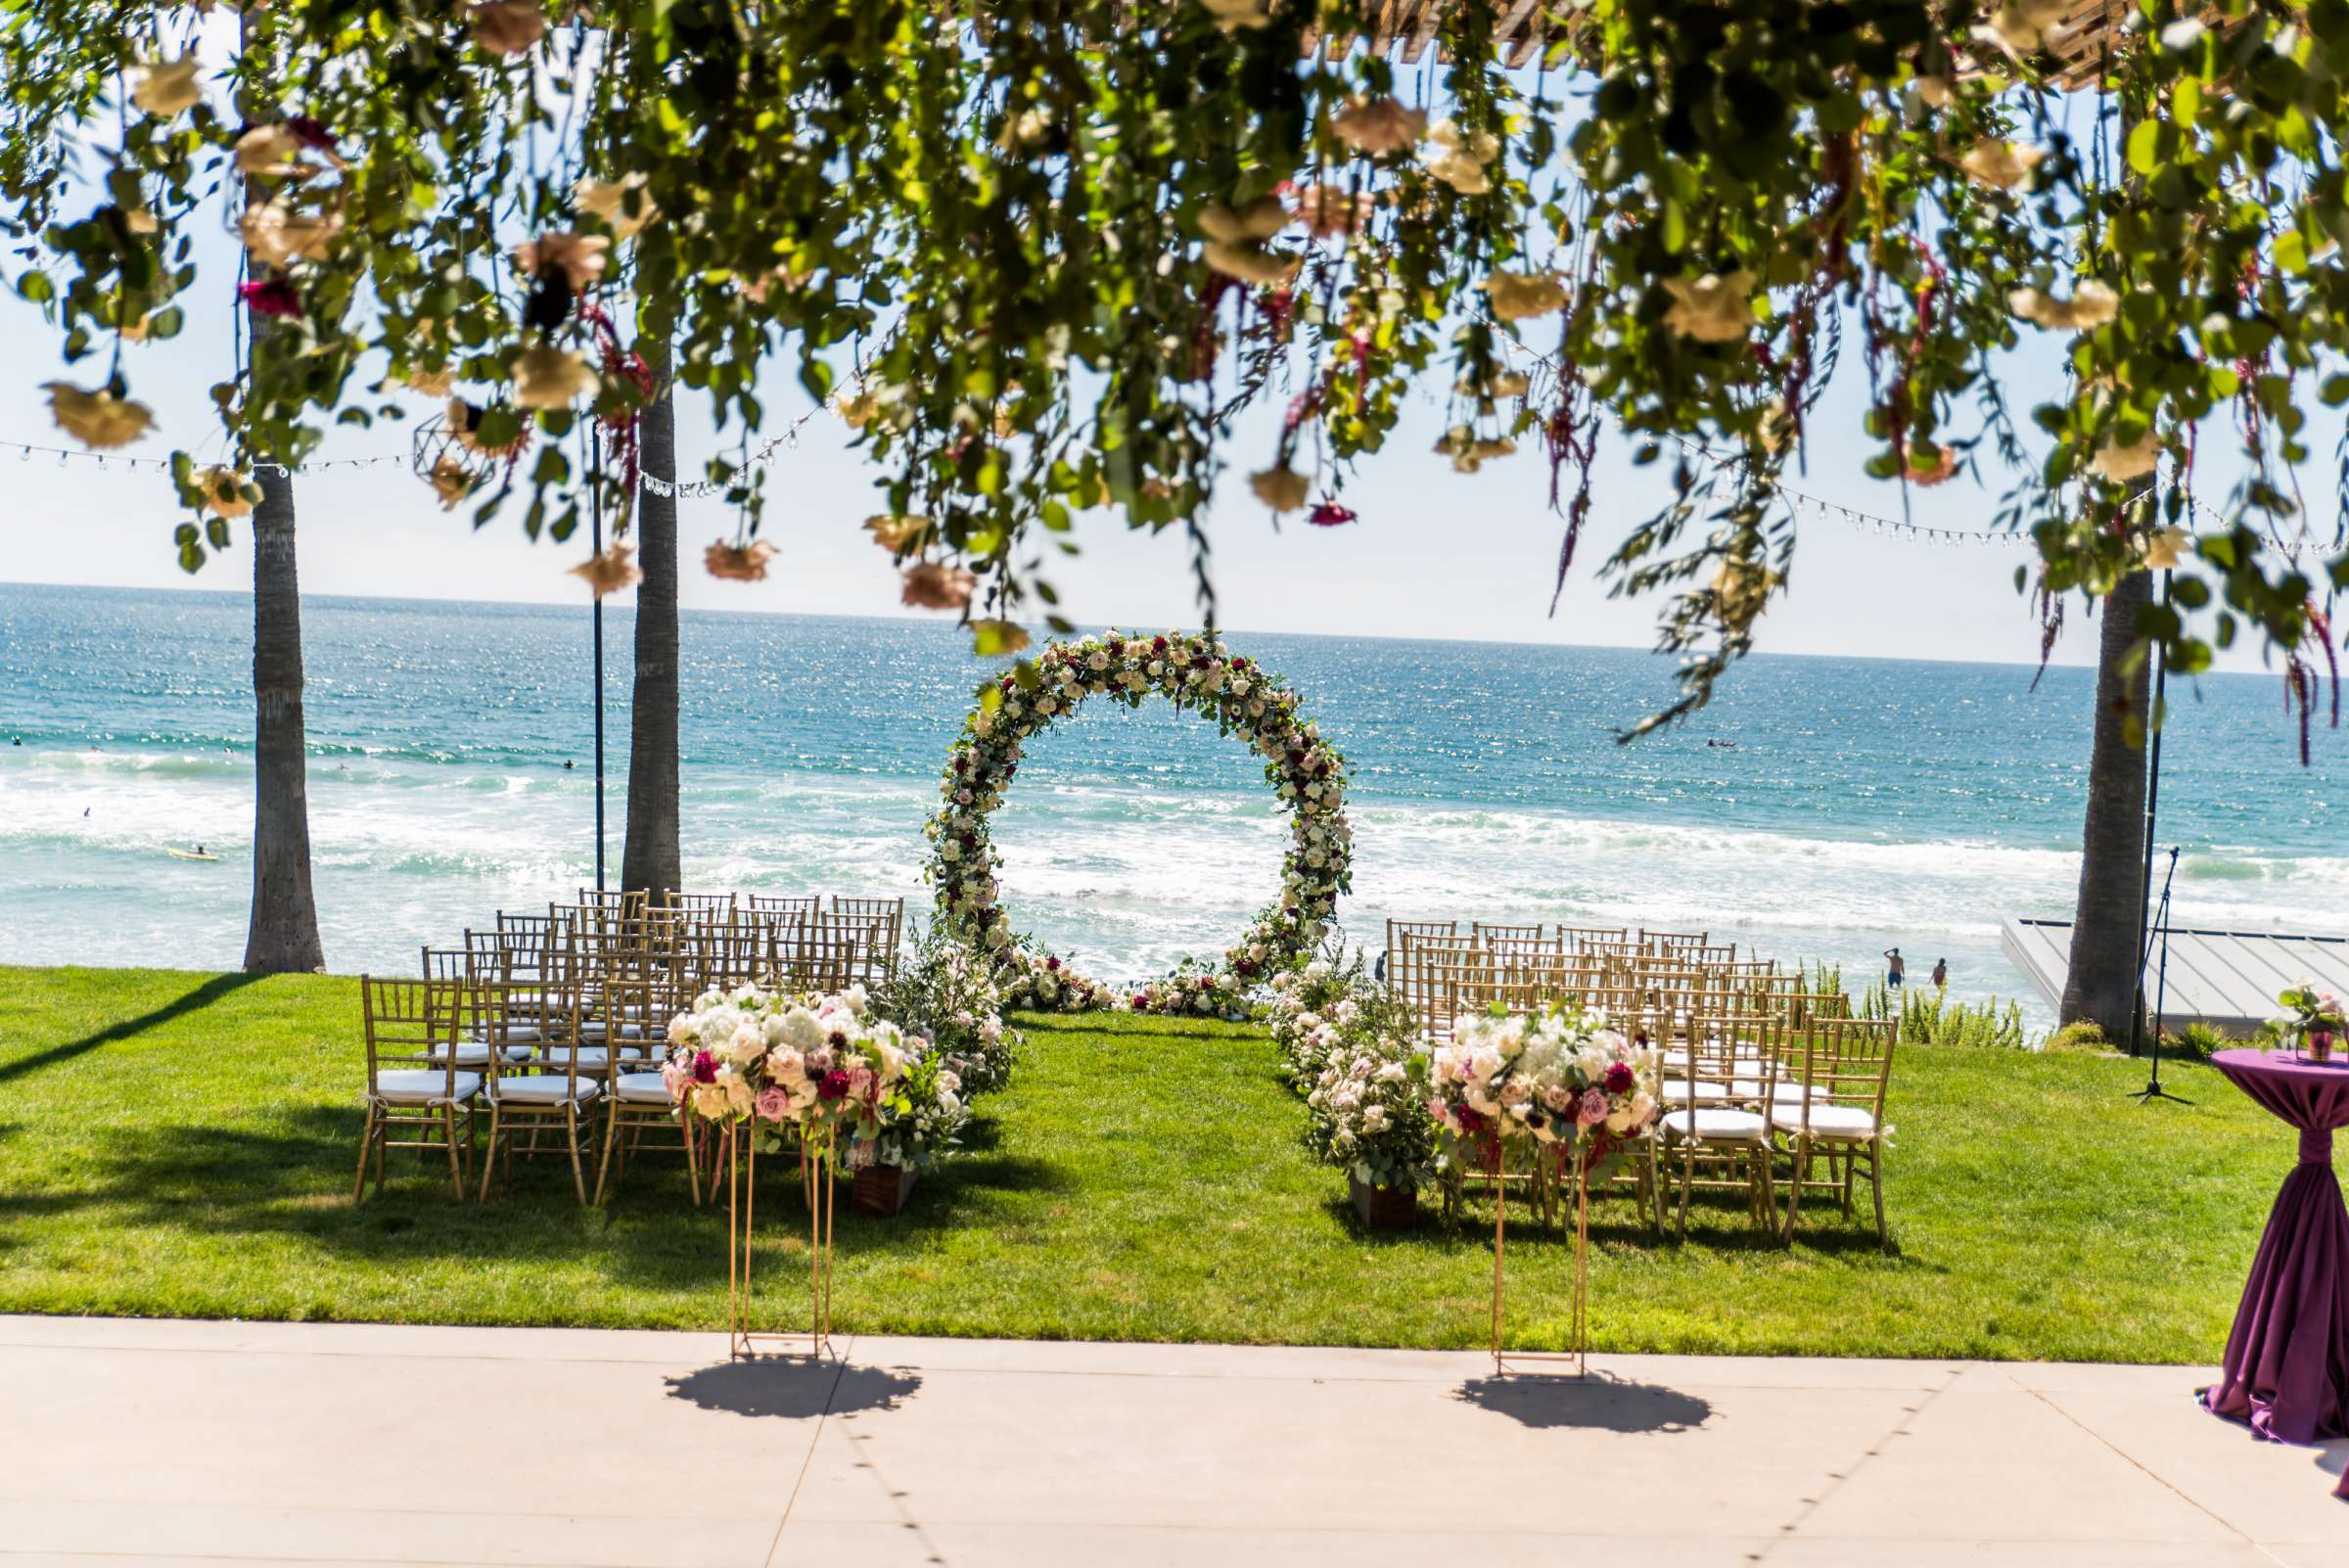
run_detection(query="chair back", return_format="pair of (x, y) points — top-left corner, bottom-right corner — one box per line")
(1789, 1016), (1894, 1132)
(361, 975), (459, 1096)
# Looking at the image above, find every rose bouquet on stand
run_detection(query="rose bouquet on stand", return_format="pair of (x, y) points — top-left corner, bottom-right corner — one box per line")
(664, 982), (927, 1356)
(1421, 1001), (1661, 1374)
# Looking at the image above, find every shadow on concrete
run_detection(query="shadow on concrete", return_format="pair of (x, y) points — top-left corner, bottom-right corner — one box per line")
(1454, 1371), (1713, 1433)
(665, 1358), (921, 1420)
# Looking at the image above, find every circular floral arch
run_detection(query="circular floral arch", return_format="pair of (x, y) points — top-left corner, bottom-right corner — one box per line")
(926, 630), (1353, 1014)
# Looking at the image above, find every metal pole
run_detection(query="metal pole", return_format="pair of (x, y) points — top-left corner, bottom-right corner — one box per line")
(591, 424), (608, 893)
(2126, 567), (2173, 1059)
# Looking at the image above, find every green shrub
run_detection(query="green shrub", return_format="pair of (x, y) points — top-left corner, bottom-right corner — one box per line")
(1861, 980), (2032, 1049)
(2044, 1020), (2109, 1054)
(2160, 1021), (2229, 1060)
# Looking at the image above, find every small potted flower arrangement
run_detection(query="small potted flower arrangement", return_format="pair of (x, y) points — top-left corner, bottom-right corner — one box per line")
(1270, 949), (1437, 1228)
(2277, 981), (2349, 1064)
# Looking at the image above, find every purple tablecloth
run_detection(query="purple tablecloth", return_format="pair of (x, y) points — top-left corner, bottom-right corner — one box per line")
(2202, 1047), (2349, 1467)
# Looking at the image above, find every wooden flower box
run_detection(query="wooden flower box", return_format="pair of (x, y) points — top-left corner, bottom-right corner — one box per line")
(1349, 1175), (1417, 1230)
(852, 1161), (918, 1218)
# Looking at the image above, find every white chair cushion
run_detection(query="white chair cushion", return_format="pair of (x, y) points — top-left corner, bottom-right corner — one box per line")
(575, 1022), (650, 1042)
(372, 1069), (481, 1104)
(1772, 1103), (1877, 1138)
(1661, 1081), (1730, 1103)
(1661, 1107), (1768, 1140)
(537, 1046), (616, 1069)
(426, 1041), (494, 1068)
(476, 1025), (544, 1044)
(613, 1072), (676, 1104)
(487, 1076), (602, 1105)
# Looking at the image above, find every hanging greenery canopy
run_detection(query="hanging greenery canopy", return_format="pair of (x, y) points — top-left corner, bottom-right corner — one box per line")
(3, 0), (2344, 731)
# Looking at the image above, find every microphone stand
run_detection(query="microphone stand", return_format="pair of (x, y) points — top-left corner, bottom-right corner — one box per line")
(2131, 846), (2190, 1106)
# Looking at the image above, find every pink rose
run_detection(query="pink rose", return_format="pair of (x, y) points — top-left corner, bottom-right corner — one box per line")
(847, 1065), (876, 1100)
(755, 1086), (789, 1123)
(1578, 1088), (1609, 1127)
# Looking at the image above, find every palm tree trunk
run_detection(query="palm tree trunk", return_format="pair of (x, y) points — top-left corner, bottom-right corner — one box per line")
(2059, 567), (2153, 1039)
(242, 463), (326, 973)
(621, 342), (682, 902)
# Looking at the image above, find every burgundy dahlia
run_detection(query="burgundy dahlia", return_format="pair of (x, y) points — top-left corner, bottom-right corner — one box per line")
(690, 1049), (716, 1084)
(1603, 1061), (1635, 1095)
(239, 278), (304, 319)
(817, 1071), (852, 1101)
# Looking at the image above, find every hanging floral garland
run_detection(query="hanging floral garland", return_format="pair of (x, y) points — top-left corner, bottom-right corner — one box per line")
(925, 630), (1352, 1014)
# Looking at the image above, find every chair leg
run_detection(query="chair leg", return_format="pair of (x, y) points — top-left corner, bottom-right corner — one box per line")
(1760, 1139), (1779, 1243)
(477, 1107), (502, 1202)
(1674, 1139), (1691, 1241)
(566, 1107), (589, 1205)
(683, 1109), (703, 1209)
(1780, 1135), (1807, 1241)
(442, 1105), (466, 1198)
(1869, 1142), (1888, 1249)
(352, 1107), (378, 1202)
(593, 1108), (622, 1206)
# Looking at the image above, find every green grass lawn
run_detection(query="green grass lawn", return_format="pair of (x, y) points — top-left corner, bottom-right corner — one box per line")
(0, 962), (2295, 1360)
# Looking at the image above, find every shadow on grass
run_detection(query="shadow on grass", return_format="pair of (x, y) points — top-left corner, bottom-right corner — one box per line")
(0, 972), (267, 1085)
(1455, 1371), (1713, 1433)
(666, 1358), (920, 1419)
(48, 1109), (1076, 1288)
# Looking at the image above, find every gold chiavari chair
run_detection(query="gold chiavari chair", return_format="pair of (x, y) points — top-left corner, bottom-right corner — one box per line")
(1557, 924), (1629, 954)
(576, 887), (650, 918)
(776, 914), (871, 992)
(1693, 943), (1739, 966)
(354, 975), (479, 1201)
(662, 890), (739, 922)
(1383, 918), (1459, 992)
(1774, 1016), (1896, 1246)
(1472, 920), (1544, 942)
(1782, 990), (1855, 1030)
(1659, 1012), (1781, 1238)
(1396, 930), (1479, 1035)
(478, 988), (602, 1204)
(593, 975), (698, 1206)
(1638, 928), (1711, 956)
(1481, 931), (1567, 981)
(746, 893), (821, 924)
(832, 896), (905, 979)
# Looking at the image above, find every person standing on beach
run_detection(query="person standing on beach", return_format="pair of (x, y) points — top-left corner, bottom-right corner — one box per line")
(1931, 957), (1948, 989)
(1884, 947), (1906, 990)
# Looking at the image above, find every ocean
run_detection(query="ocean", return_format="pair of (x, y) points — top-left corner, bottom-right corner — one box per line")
(3, 581), (2342, 1031)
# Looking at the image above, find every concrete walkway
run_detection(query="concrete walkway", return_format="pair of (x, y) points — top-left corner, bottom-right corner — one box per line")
(3, 1314), (2344, 1567)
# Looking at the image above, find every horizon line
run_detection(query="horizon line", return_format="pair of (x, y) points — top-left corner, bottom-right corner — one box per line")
(0, 575), (2291, 681)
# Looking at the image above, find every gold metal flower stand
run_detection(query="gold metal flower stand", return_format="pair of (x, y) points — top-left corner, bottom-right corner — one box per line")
(1489, 1145), (1590, 1378)
(725, 1124), (835, 1360)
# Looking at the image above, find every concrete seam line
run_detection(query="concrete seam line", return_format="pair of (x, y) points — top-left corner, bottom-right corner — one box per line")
(2007, 1369), (2268, 1554)
(1751, 1362), (1964, 1560)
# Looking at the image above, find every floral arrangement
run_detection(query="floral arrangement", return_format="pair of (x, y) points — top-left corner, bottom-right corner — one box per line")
(928, 630), (1351, 1009)
(1422, 1002), (1662, 1180)
(2277, 981), (2348, 1060)
(873, 922), (1023, 1095)
(991, 943), (1122, 1015)
(1125, 957), (1251, 1019)
(1270, 950), (1438, 1193)
(661, 982), (968, 1172)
